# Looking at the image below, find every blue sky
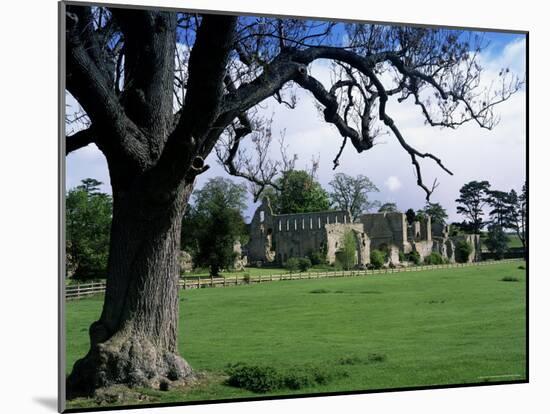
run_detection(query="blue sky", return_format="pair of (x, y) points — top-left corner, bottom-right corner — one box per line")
(66, 23), (526, 224)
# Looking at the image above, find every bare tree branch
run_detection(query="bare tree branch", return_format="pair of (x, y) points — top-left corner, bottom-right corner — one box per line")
(66, 127), (95, 155)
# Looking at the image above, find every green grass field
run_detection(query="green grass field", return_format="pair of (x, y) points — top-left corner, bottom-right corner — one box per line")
(480, 232), (524, 249)
(66, 261), (526, 409)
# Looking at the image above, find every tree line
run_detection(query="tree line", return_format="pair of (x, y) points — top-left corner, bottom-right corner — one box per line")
(453, 180), (527, 258)
(67, 174), (525, 279)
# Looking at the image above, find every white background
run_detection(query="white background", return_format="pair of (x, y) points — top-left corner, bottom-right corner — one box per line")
(0, 0), (547, 413)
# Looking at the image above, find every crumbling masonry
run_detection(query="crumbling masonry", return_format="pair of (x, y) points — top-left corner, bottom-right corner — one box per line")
(246, 198), (480, 266)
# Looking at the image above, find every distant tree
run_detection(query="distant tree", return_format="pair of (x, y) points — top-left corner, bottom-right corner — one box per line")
(405, 208), (417, 225)
(486, 190), (514, 228)
(336, 230), (357, 270)
(507, 184), (527, 252)
(270, 170), (330, 214)
(417, 202), (448, 226)
(193, 177), (248, 213)
(328, 173), (379, 220)
(66, 179), (112, 280)
(456, 180), (491, 234)
(485, 224), (509, 259)
(77, 178), (104, 195)
(450, 221), (472, 234)
(378, 202), (398, 213)
(182, 178), (248, 276)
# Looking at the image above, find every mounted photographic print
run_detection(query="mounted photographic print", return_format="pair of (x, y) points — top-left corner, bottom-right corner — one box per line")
(59, 1), (528, 412)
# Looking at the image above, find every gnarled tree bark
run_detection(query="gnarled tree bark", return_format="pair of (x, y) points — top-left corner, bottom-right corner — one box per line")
(67, 179), (194, 397)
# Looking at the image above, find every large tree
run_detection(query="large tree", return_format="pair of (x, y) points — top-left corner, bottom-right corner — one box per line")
(267, 170), (330, 214)
(485, 223), (509, 259)
(455, 180), (491, 234)
(64, 4), (520, 396)
(328, 173), (379, 220)
(507, 184), (527, 252)
(486, 189), (515, 228)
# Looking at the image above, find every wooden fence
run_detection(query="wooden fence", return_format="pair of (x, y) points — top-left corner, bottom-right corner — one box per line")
(65, 259), (523, 300)
(65, 280), (107, 300)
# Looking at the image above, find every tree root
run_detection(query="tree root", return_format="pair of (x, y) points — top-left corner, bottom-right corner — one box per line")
(67, 326), (194, 399)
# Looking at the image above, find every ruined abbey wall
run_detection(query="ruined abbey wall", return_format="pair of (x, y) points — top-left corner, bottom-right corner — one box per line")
(358, 212), (408, 251)
(247, 201), (370, 264)
(247, 200), (480, 267)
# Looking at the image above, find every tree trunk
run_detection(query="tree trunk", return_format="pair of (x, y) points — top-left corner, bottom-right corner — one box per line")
(67, 180), (195, 398)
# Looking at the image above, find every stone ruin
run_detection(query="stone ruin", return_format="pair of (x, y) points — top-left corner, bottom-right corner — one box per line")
(246, 198), (480, 267)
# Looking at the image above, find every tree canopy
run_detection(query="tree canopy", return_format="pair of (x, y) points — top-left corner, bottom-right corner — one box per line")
(378, 202), (399, 213)
(328, 173), (379, 219)
(266, 170), (330, 214)
(66, 178), (112, 280)
(182, 177), (248, 276)
(405, 208), (417, 225)
(455, 180), (491, 234)
(507, 184), (527, 251)
(417, 202), (448, 226)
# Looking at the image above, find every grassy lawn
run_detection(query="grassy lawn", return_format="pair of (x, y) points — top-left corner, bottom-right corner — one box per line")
(66, 261), (526, 409)
(480, 232), (523, 249)
(506, 234), (524, 249)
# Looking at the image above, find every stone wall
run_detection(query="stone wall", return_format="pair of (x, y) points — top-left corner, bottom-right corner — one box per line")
(411, 240), (434, 262)
(358, 212), (408, 251)
(247, 198), (358, 265)
(179, 250), (193, 273)
(246, 198), (371, 266)
(325, 223), (370, 266)
(247, 202), (481, 268)
(452, 234), (481, 263)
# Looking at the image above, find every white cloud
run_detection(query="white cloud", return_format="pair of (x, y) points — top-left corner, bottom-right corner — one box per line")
(384, 176), (402, 192)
